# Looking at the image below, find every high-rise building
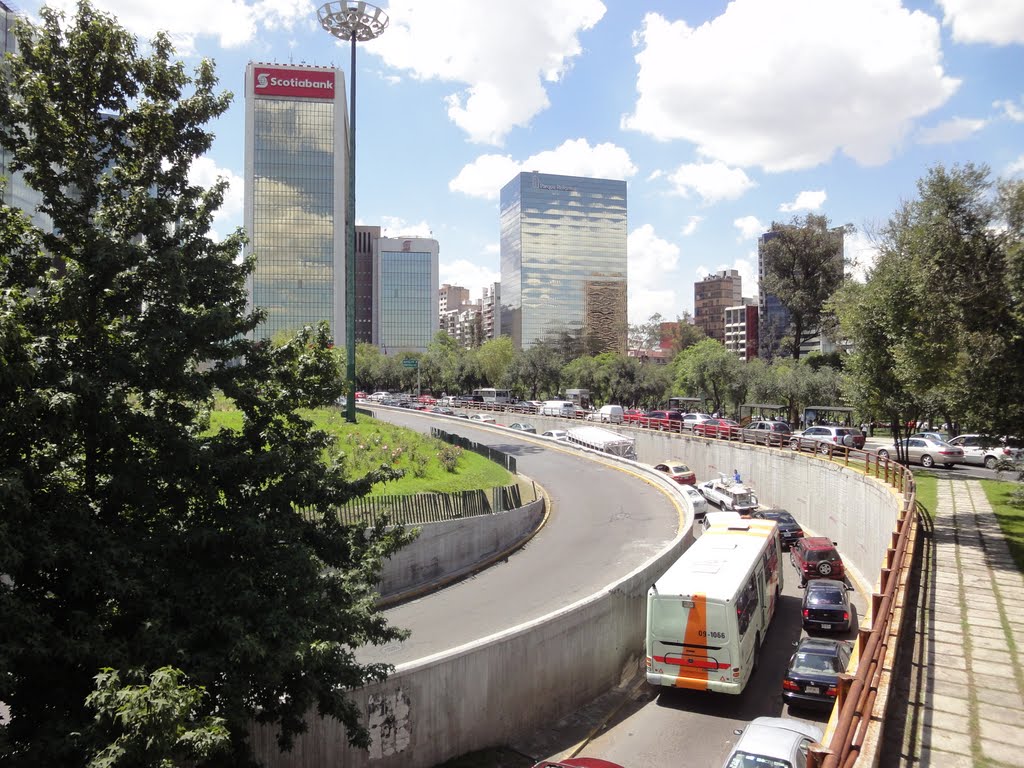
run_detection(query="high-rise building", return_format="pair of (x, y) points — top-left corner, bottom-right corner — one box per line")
(481, 282), (500, 342)
(355, 225), (379, 344)
(724, 302), (759, 361)
(500, 171), (627, 352)
(694, 269), (743, 343)
(438, 284), (470, 314)
(243, 62), (347, 342)
(374, 237), (439, 355)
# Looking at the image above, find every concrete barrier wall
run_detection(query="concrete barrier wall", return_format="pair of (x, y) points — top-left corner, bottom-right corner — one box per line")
(377, 498), (545, 600)
(251, 425), (902, 768)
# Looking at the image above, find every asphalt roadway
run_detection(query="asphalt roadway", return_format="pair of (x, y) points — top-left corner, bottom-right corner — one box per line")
(357, 408), (682, 667)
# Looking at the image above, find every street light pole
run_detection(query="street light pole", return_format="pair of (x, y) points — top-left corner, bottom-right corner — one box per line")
(318, 1), (389, 423)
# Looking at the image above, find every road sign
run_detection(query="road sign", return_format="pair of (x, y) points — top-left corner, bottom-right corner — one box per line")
(402, 357), (418, 369)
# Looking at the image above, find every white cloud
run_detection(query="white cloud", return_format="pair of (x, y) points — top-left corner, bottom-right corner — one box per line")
(188, 156), (243, 239)
(622, 2), (959, 172)
(936, 0), (1024, 45)
(994, 98), (1024, 122)
(450, 139), (637, 200)
(917, 116), (988, 144)
(45, 0), (310, 51)
(438, 259), (500, 299)
(733, 216), (765, 241)
(845, 229), (881, 282)
(681, 216), (703, 236)
(627, 224), (682, 322)
(1007, 155), (1024, 177)
(779, 190), (827, 213)
(665, 160), (755, 204)
(365, 0), (606, 145)
(379, 216), (433, 238)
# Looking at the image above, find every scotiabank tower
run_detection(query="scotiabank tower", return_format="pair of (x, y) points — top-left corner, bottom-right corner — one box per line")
(243, 62), (348, 343)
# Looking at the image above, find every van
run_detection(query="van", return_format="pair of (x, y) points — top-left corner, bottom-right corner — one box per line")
(701, 510), (743, 532)
(540, 400), (576, 417)
(597, 404), (624, 424)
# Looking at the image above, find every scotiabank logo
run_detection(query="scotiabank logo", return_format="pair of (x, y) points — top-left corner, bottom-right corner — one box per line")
(253, 67), (335, 100)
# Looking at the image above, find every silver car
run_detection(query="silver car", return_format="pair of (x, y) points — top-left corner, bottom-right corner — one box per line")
(876, 437), (964, 468)
(720, 716), (823, 768)
(947, 434), (1020, 469)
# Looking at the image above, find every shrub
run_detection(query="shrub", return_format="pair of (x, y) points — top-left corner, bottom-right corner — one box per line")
(437, 444), (463, 473)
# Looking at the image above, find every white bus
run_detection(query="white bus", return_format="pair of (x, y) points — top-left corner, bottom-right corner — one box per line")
(645, 517), (783, 694)
(471, 387), (511, 404)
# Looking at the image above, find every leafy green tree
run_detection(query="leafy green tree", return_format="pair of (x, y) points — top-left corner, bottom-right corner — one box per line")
(660, 311), (705, 356)
(671, 338), (739, 414)
(507, 341), (562, 399)
(476, 335), (515, 386)
(760, 213), (852, 359)
(628, 312), (664, 352)
(0, 4), (411, 765)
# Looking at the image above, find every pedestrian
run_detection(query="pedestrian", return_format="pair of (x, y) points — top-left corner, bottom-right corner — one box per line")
(734, 468), (742, 484)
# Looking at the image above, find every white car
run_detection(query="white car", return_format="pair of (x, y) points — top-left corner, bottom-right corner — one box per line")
(469, 413), (496, 424)
(720, 717), (823, 768)
(946, 434), (1020, 469)
(698, 475), (759, 513)
(366, 391), (390, 402)
(676, 484), (708, 519)
(541, 429), (569, 441)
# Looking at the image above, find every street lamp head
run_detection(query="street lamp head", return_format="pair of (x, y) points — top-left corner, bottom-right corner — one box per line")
(318, 1), (389, 42)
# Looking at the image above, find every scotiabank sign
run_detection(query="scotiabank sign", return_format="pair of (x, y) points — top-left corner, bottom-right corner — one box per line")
(253, 67), (335, 100)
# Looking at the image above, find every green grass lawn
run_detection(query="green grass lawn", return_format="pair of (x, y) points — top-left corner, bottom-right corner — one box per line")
(912, 472), (938, 520)
(208, 406), (514, 497)
(980, 478), (1024, 572)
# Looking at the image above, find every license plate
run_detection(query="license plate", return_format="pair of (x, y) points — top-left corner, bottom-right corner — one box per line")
(805, 686), (820, 694)
(820, 624), (831, 630)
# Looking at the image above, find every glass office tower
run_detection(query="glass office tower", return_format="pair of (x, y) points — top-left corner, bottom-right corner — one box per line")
(244, 62), (347, 342)
(373, 237), (439, 355)
(500, 172), (627, 352)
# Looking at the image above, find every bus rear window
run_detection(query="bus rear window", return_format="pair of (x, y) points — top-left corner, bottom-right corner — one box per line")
(650, 597), (730, 644)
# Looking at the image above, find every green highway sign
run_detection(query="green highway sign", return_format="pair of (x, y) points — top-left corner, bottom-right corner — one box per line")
(402, 357), (418, 369)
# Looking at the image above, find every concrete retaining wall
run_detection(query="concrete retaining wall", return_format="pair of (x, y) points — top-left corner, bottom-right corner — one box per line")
(377, 497), (545, 600)
(251, 423), (902, 768)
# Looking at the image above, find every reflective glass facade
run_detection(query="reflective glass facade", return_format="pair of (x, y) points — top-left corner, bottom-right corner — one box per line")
(244, 64), (345, 342)
(500, 172), (627, 352)
(375, 238), (439, 354)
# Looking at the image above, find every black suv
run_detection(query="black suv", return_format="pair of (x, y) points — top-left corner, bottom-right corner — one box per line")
(751, 508), (804, 550)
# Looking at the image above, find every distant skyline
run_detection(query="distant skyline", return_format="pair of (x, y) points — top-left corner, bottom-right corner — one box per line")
(22, 0), (1024, 322)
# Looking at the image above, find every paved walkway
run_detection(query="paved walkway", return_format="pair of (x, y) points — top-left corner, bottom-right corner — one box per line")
(881, 479), (1024, 767)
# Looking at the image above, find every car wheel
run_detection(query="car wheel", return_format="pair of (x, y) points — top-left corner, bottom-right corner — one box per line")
(877, 449), (890, 460)
(789, 438), (799, 450)
(818, 562), (833, 576)
(985, 456), (998, 469)
(921, 454), (935, 468)
(818, 442), (831, 455)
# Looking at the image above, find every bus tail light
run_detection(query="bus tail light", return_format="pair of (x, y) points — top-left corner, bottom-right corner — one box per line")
(646, 656), (652, 670)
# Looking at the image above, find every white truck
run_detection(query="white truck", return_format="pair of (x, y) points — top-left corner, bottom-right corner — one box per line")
(565, 425), (637, 460)
(697, 474), (760, 513)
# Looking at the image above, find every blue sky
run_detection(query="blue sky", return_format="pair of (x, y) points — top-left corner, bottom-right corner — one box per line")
(25, 0), (1024, 322)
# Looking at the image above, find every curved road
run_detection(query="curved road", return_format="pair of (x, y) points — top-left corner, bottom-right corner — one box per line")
(359, 408), (682, 666)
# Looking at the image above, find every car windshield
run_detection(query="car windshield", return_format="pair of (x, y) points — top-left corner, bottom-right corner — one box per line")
(807, 587), (845, 605)
(792, 651), (840, 675)
(669, 464), (690, 474)
(727, 752), (792, 768)
(804, 549), (836, 563)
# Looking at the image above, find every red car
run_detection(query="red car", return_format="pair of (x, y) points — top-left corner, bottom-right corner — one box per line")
(692, 417), (739, 438)
(533, 760), (625, 768)
(640, 410), (683, 431)
(622, 408), (646, 424)
(354, 391), (368, 400)
(790, 536), (846, 585)
(653, 459), (696, 485)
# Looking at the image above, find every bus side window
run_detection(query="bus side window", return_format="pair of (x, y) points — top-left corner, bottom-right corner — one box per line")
(736, 575), (759, 636)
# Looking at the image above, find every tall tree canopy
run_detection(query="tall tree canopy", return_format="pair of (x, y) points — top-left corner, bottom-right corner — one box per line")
(0, 4), (411, 765)
(760, 213), (852, 359)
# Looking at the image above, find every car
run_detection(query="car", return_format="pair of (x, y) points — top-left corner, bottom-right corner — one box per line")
(782, 637), (853, 711)
(801, 578), (853, 632)
(430, 406), (455, 416)
(469, 413), (496, 423)
(790, 536), (846, 585)
(719, 716), (823, 768)
(417, 394), (437, 405)
(790, 425), (865, 452)
(508, 422), (537, 433)
(354, 391), (368, 400)
(641, 410), (684, 430)
(679, 484), (709, 519)
(946, 434), (1020, 469)
(876, 437), (964, 468)
(652, 459), (696, 485)
(692, 417), (739, 438)
(750, 508), (804, 550)
(697, 475), (759, 513)
(454, 412), (470, 419)
(531, 759), (625, 768)
(681, 412), (714, 431)
(366, 391), (390, 402)
(741, 419), (792, 445)
(622, 408), (646, 424)
(541, 429), (569, 441)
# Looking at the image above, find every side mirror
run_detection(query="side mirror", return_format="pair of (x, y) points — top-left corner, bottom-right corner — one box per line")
(832, 541), (838, 546)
